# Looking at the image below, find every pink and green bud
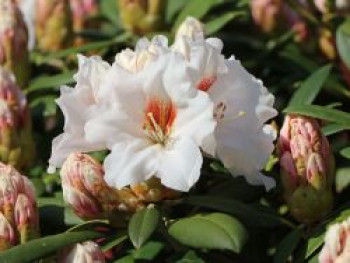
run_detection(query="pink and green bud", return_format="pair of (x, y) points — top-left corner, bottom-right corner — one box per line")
(0, 67), (35, 170)
(69, 0), (98, 46)
(118, 0), (165, 35)
(0, 0), (30, 88)
(319, 217), (350, 263)
(35, 0), (72, 52)
(278, 114), (334, 223)
(58, 241), (105, 263)
(0, 163), (39, 248)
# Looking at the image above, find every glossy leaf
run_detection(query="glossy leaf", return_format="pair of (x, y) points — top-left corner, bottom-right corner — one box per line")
(289, 65), (332, 106)
(128, 206), (159, 249)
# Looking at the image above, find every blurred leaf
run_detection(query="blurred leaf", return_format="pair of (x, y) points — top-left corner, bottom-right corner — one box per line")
(26, 72), (74, 93)
(128, 206), (159, 249)
(101, 0), (119, 25)
(289, 65), (332, 106)
(132, 241), (164, 260)
(336, 168), (350, 193)
(166, 0), (188, 23)
(173, 0), (224, 30)
(205, 12), (245, 35)
(273, 229), (302, 263)
(184, 196), (290, 227)
(176, 250), (205, 263)
(322, 124), (350, 136)
(0, 231), (103, 263)
(30, 178), (45, 197)
(284, 105), (350, 126)
(114, 255), (135, 263)
(102, 234), (128, 252)
(340, 147), (350, 159)
(64, 207), (86, 226)
(336, 19), (350, 69)
(169, 213), (248, 253)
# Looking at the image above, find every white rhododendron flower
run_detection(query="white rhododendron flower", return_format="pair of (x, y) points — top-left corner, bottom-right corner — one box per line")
(48, 55), (110, 171)
(85, 53), (216, 191)
(173, 17), (278, 190)
(319, 217), (350, 263)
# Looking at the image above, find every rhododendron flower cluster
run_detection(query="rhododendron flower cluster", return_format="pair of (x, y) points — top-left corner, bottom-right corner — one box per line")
(49, 17), (277, 192)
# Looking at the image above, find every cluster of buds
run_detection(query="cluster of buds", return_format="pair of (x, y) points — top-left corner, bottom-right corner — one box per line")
(319, 217), (350, 263)
(0, 0), (30, 88)
(35, 0), (72, 52)
(69, 0), (98, 46)
(278, 115), (334, 224)
(0, 163), (39, 250)
(58, 241), (105, 263)
(61, 153), (179, 221)
(0, 67), (34, 170)
(118, 0), (166, 35)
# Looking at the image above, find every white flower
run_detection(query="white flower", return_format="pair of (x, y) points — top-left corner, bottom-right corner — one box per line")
(58, 241), (105, 263)
(85, 53), (216, 192)
(173, 17), (278, 190)
(319, 217), (350, 263)
(48, 55), (111, 171)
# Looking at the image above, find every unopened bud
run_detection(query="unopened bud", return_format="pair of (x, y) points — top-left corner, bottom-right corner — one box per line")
(251, 0), (282, 33)
(35, 0), (72, 51)
(0, 67), (35, 169)
(58, 241), (105, 263)
(319, 217), (350, 263)
(0, 213), (15, 251)
(118, 0), (165, 34)
(319, 28), (336, 60)
(278, 115), (334, 223)
(0, 0), (30, 88)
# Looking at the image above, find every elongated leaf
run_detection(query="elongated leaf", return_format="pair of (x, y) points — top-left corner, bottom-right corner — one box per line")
(166, 0), (187, 23)
(273, 229), (302, 263)
(169, 213), (248, 253)
(336, 168), (350, 193)
(336, 19), (350, 69)
(322, 123), (350, 136)
(340, 147), (350, 159)
(289, 65), (332, 106)
(101, 0), (119, 25)
(284, 105), (350, 126)
(173, 0), (224, 30)
(205, 12), (245, 35)
(0, 231), (103, 263)
(26, 72), (74, 93)
(184, 196), (289, 227)
(128, 206), (159, 249)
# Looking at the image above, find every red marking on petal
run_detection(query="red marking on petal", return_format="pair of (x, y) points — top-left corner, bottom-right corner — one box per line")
(197, 76), (217, 92)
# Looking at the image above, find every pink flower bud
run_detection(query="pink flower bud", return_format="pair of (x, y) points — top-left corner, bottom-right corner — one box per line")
(278, 114), (334, 223)
(0, 162), (39, 247)
(58, 241), (105, 263)
(0, 67), (35, 169)
(319, 218), (350, 263)
(35, 0), (72, 51)
(251, 0), (283, 33)
(0, 212), (16, 250)
(0, 0), (30, 87)
(118, 0), (165, 34)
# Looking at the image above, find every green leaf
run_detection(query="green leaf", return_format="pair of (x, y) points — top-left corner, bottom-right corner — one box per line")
(114, 255), (135, 263)
(102, 234), (128, 252)
(322, 123), (350, 136)
(336, 19), (350, 69)
(184, 196), (289, 227)
(132, 241), (164, 260)
(26, 72), (74, 93)
(0, 231), (103, 263)
(173, 0), (224, 31)
(289, 65), (332, 106)
(176, 251), (205, 263)
(169, 213), (248, 253)
(340, 147), (350, 159)
(205, 12), (245, 35)
(101, 0), (119, 25)
(166, 0), (188, 23)
(128, 206), (159, 249)
(336, 168), (350, 193)
(284, 105), (350, 126)
(273, 229), (302, 263)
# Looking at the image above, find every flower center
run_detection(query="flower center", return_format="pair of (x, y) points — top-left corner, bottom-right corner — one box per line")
(143, 98), (177, 145)
(197, 76), (217, 92)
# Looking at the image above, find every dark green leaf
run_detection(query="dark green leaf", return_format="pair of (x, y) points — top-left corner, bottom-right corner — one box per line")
(114, 255), (135, 263)
(173, 0), (224, 31)
(336, 168), (350, 193)
(176, 250), (205, 263)
(169, 213), (248, 253)
(0, 231), (103, 263)
(284, 105), (350, 126)
(289, 65), (332, 106)
(205, 12), (245, 35)
(340, 147), (350, 159)
(273, 229), (302, 263)
(336, 19), (350, 69)
(128, 206), (159, 249)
